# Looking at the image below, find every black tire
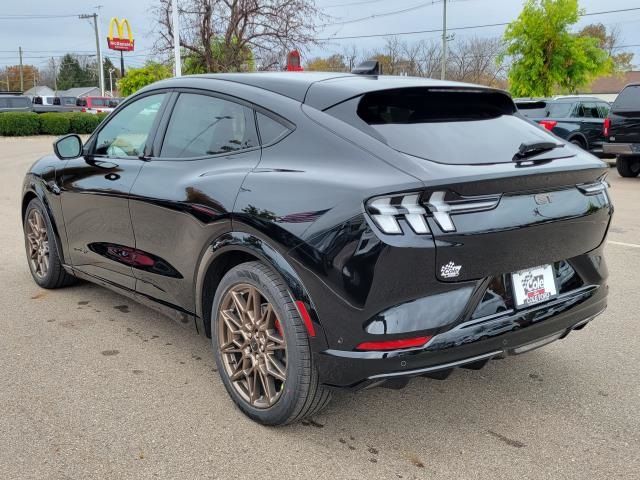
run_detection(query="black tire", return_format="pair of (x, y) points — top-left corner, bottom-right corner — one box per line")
(616, 156), (640, 178)
(211, 261), (331, 425)
(23, 198), (77, 289)
(569, 137), (587, 150)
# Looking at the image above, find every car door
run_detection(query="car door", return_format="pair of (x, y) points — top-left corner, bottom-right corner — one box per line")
(578, 102), (604, 148)
(58, 91), (169, 290)
(128, 90), (261, 313)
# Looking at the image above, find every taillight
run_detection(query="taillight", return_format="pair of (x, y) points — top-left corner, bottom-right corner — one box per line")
(366, 193), (429, 235)
(603, 117), (611, 137)
(356, 336), (432, 351)
(538, 120), (558, 131)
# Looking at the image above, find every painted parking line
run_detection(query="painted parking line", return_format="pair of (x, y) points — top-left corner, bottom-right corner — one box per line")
(608, 240), (640, 249)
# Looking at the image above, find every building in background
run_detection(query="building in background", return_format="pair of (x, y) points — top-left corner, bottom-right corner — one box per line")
(581, 71), (640, 102)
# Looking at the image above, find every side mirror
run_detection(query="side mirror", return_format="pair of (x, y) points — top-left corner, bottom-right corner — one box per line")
(53, 134), (83, 160)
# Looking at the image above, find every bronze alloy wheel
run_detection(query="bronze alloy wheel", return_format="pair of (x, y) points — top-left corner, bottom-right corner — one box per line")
(25, 208), (49, 279)
(217, 284), (287, 409)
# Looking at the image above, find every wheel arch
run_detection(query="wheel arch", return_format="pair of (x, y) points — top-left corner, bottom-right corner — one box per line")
(195, 232), (327, 348)
(21, 183), (67, 265)
(567, 132), (588, 149)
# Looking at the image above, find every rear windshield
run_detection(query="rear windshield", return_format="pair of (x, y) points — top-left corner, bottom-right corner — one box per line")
(347, 88), (561, 165)
(515, 101), (547, 118)
(613, 85), (640, 111)
(546, 102), (574, 118)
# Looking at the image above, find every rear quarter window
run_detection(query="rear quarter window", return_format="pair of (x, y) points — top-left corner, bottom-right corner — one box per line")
(256, 112), (291, 145)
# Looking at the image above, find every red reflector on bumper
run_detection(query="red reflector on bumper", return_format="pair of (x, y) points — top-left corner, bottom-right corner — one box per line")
(295, 300), (316, 337)
(356, 336), (432, 351)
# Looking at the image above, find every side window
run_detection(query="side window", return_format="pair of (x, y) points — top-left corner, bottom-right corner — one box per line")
(160, 93), (257, 158)
(256, 112), (291, 145)
(94, 93), (166, 158)
(581, 103), (598, 118)
(571, 103), (583, 118)
(596, 103), (610, 118)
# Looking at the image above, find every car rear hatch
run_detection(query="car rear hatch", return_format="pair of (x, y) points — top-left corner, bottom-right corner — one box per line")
(327, 86), (612, 282)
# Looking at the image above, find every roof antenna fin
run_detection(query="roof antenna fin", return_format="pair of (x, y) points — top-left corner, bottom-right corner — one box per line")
(351, 60), (381, 75)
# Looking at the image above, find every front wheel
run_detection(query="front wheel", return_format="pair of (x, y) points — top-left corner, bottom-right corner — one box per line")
(211, 261), (331, 425)
(616, 156), (640, 177)
(23, 198), (76, 288)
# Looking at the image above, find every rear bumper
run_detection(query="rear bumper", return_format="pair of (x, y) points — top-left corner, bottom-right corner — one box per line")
(315, 284), (607, 389)
(602, 142), (640, 156)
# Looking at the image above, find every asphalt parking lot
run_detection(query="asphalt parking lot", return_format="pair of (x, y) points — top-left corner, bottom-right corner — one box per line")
(0, 136), (639, 480)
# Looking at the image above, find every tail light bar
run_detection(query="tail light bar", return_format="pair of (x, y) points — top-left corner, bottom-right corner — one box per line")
(577, 178), (609, 195)
(425, 191), (500, 232)
(603, 117), (611, 137)
(367, 194), (429, 234)
(366, 191), (500, 235)
(538, 120), (558, 131)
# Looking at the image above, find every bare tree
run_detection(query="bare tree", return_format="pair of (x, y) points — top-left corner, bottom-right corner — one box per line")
(154, 0), (324, 73)
(446, 37), (506, 86)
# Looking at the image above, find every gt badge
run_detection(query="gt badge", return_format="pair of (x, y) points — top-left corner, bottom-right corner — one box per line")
(440, 261), (462, 279)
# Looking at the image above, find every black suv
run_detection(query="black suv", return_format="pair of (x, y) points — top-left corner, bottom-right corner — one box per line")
(22, 73), (611, 425)
(603, 83), (640, 177)
(515, 97), (610, 155)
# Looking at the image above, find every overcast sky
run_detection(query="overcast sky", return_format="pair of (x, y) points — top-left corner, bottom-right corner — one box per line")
(1, 0), (638, 71)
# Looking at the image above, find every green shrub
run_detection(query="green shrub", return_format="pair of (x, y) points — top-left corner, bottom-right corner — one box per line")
(96, 112), (109, 124)
(0, 112), (40, 136)
(38, 113), (71, 135)
(65, 112), (101, 134)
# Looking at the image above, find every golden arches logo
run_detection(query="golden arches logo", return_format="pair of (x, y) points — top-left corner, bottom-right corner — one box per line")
(107, 17), (135, 51)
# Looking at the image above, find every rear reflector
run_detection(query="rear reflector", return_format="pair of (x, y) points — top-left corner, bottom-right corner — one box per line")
(295, 300), (316, 337)
(356, 336), (432, 351)
(538, 120), (558, 131)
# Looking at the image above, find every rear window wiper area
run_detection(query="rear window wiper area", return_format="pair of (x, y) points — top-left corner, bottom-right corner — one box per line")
(513, 141), (564, 162)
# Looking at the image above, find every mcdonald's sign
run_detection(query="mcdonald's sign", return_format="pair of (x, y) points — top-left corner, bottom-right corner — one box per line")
(107, 17), (135, 51)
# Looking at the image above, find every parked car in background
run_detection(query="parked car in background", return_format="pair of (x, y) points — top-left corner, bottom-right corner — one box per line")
(0, 94), (33, 113)
(76, 96), (117, 114)
(603, 83), (640, 177)
(515, 97), (610, 156)
(33, 95), (80, 113)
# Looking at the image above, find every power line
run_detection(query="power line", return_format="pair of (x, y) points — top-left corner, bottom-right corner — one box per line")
(318, 6), (640, 40)
(322, 0), (442, 27)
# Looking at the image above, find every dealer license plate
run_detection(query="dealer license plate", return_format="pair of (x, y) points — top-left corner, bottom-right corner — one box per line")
(511, 264), (558, 308)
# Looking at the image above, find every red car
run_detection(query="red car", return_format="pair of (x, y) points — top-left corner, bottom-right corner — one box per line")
(76, 96), (120, 114)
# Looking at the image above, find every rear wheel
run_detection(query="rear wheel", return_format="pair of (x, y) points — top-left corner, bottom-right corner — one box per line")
(569, 137), (587, 150)
(616, 156), (640, 177)
(23, 198), (76, 288)
(211, 261), (330, 425)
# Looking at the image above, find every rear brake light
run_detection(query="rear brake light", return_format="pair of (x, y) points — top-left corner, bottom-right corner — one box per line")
(603, 117), (611, 137)
(356, 336), (432, 351)
(366, 193), (429, 234)
(538, 120), (558, 131)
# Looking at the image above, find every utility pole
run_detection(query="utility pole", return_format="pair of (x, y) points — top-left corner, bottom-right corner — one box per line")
(108, 67), (115, 96)
(51, 57), (57, 92)
(18, 46), (24, 91)
(172, 0), (181, 77)
(79, 11), (105, 95)
(440, 0), (447, 80)
(5, 72), (9, 91)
